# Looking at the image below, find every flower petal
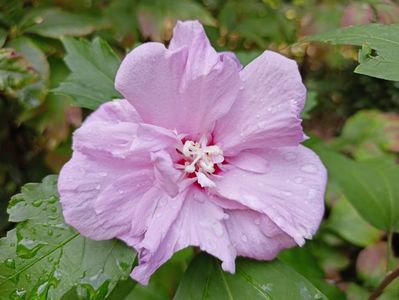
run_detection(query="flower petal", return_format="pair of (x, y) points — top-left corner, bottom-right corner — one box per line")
(115, 21), (240, 138)
(72, 99), (141, 160)
(59, 152), (142, 240)
(225, 209), (296, 259)
(130, 187), (236, 284)
(214, 51), (306, 156)
(151, 150), (181, 197)
(214, 146), (327, 245)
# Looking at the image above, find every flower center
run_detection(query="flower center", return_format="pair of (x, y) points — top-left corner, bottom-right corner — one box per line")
(177, 138), (224, 188)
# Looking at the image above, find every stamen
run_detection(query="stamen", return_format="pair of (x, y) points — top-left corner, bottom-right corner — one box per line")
(179, 138), (224, 187)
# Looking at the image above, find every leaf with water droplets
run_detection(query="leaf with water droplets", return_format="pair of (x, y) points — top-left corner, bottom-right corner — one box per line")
(0, 176), (136, 300)
(174, 253), (329, 300)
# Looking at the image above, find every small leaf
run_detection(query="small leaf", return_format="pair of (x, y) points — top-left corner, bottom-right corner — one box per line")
(0, 176), (136, 300)
(20, 8), (108, 39)
(308, 24), (399, 81)
(5, 36), (50, 120)
(174, 253), (328, 300)
(0, 48), (40, 99)
(316, 149), (399, 232)
(54, 37), (121, 110)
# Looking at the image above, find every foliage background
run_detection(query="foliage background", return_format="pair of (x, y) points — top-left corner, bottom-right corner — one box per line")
(1, 0), (399, 299)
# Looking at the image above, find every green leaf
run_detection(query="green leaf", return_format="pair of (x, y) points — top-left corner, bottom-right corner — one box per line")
(308, 24), (399, 81)
(279, 247), (345, 300)
(5, 36), (50, 121)
(0, 175), (136, 300)
(7, 37), (49, 81)
(54, 37), (121, 110)
(326, 196), (381, 247)
(0, 28), (7, 48)
(331, 110), (399, 160)
(174, 253), (328, 300)
(0, 48), (40, 98)
(316, 149), (399, 232)
(20, 8), (107, 39)
(301, 91), (317, 120)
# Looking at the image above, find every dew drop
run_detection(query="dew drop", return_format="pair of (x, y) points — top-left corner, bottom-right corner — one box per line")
(308, 189), (318, 199)
(9, 288), (26, 300)
(284, 152), (297, 161)
(158, 198), (167, 207)
(301, 164), (318, 174)
(281, 191), (292, 197)
(118, 190), (124, 195)
(4, 258), (15, 269)
(254, 218), (261, 225)
(95, 185), (101, 190)
(32, 200), (43, 207)
(47, 229), (54, 236)
(294, 177), (304, 184)
(50, 207), (57, 213)
(48, 196), (57, 204)
(99, 172), (107, 177)
(241, 234), (248, 242)
(212, 223), (224, 237)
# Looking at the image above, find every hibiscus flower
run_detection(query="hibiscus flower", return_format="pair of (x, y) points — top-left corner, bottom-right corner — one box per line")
(58, 20), (327, 284)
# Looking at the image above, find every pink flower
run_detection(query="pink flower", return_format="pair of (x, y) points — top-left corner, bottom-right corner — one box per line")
(58, 20), (327, 284)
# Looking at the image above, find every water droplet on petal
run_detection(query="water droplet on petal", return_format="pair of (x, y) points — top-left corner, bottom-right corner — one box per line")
(241, 234), (248, 242)
(301, 164), (318, 174)
(294, 177), (304, 184)
(308, 189), (318, 199)
(95, 185), (101, 190)
(212, 223), (224, 237)
(284, 152), (297, 161)
(254, 218), (261, 225)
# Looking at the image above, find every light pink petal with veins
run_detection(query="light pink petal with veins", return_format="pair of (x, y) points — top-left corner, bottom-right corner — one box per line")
(214, 146), (326, 246)
(214, 51), (306, 156)
(115, 20), (240, 139)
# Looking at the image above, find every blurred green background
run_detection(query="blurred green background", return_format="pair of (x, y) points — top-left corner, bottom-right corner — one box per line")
(1, 0), (399, 299)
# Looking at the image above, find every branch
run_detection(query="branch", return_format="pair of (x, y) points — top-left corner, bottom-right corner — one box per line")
(369, 266), (399, 300)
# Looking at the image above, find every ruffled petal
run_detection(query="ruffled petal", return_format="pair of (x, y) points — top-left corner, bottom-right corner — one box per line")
(151, 150), (181, 197)
(214, 51), (306, 156)
(115, 21), (240, 138)
(130, 187), (236, 284)
(225, 209), (296, 259)
(214, 146), (327, 245)
(59, 152), (143, 240)
(72, 99), (141, 161)
(93, 169), (155, 239)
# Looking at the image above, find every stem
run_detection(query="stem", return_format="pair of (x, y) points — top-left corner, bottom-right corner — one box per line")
(368, 266), (399, 300)
(387, 231), (393, 272)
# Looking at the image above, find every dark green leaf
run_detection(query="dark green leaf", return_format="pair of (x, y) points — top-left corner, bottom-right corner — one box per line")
(20, 8), (107, 39)
(0, 176), (136, 300)
(316, 149), (399, 232)
(54, 37), (121, 110)
(279, 247), (345, 300)
(308, 24), (399, 81)
(174, 253), (328, 300)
